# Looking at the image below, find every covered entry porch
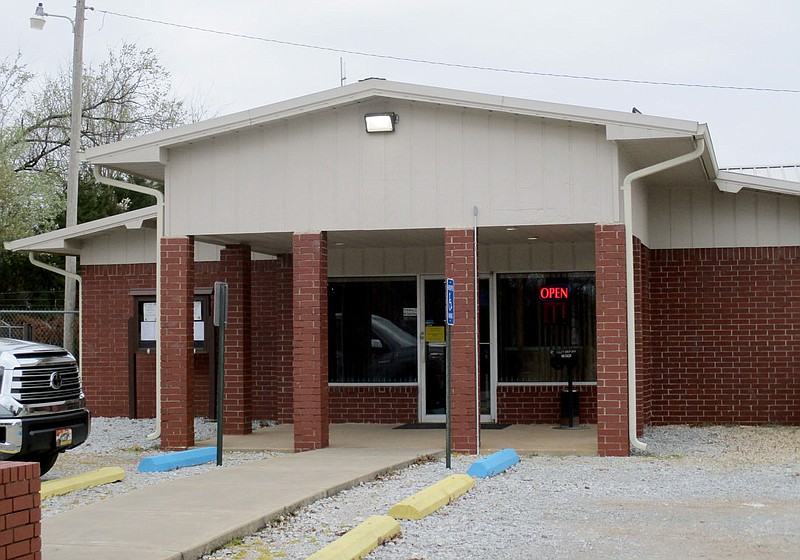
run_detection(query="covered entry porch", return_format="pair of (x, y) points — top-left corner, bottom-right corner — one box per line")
(197, 422), (598, 456)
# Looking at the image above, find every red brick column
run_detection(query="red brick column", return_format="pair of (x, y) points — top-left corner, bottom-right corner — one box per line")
(220, 245), (253, 435)
(0, 461), (41, 560)
(595, 224), (629, 456)
(445, 229), (479, 454)
(292, 233), (329, 451)
(633, 237), (652, 435)
(160, 237), (195, 450)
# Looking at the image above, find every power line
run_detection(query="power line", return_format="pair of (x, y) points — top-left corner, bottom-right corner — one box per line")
(98, 9), (799, 95)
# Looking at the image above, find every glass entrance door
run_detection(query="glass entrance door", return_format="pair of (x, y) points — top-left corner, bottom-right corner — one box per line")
(420, 277), (493, 422)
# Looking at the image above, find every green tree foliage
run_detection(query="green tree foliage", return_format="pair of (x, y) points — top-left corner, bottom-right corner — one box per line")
(1, 44), (200, 308)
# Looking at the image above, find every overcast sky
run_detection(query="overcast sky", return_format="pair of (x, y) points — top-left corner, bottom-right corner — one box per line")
(2, 1), (798, 167)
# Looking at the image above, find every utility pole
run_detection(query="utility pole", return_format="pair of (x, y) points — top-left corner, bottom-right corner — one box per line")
(64, 0), (86, 356)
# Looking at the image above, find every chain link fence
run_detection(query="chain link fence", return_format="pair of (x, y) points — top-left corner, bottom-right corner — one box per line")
(0, 310), (79, 357)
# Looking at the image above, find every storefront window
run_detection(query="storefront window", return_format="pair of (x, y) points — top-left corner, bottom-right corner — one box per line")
(497, 273), (596, 383)
(328, 278), (418, 383)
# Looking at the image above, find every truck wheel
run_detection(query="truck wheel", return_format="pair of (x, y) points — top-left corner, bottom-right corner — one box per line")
(35, 452), (60, 476)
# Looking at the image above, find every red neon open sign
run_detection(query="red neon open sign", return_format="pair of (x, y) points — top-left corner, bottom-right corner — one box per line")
(538, 285), (570, 301)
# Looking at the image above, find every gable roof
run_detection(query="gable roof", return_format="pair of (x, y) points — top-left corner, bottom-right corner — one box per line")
(3, 206), (157, 256)
(84, 79), (705, 182)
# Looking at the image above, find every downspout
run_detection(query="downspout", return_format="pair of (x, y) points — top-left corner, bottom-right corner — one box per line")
(27, 253), (83, 381)
(93, 166), (165, 441)
(621, 136), (705, 452)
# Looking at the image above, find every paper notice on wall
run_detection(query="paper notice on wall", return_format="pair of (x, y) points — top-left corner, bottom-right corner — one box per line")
(142, 302), (157, 322)
(194, 300), (203, 321)
(140, 321), (157, 341)
(425, 326), (445, 343)
(194, 321), (204, 342)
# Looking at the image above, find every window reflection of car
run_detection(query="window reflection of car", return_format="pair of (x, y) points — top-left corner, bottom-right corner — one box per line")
(368, 315), (417, 381)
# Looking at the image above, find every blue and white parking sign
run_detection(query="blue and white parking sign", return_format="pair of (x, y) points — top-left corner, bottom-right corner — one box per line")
(446, 278), (455, 325)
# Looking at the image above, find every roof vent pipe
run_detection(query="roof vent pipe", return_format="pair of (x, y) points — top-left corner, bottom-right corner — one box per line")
(92, 166), (165, 441)
(620, 136), (705, 452)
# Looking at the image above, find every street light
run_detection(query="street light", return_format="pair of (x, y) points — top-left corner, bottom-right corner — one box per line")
(29, 1), (87, 356)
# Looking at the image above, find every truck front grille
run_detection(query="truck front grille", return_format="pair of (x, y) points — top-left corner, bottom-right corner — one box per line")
(10, 362), (82, 405)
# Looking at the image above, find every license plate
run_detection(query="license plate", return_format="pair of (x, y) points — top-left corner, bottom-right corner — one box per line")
(56, 427), (73, 447)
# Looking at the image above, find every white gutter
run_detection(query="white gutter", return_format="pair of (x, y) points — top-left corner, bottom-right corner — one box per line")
(93, 166), (165, 441)
(621, 136), (705, 452)
(27, 253), (83, 381)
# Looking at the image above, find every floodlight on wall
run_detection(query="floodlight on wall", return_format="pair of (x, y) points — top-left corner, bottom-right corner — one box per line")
(364, 112), (398, 133)
(30, 3), (46, 29)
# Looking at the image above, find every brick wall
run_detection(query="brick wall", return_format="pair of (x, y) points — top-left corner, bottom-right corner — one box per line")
(82, 264), (156, 417)
(219, 245), (253, 435)
(647, 245), (800, 425)
(252, 256), (294, 423)
(329, 386), (418, 423)
(594, 224), (629, 456)
(0, 462), (41, 560)
(634, 238), (652, 434)
(497, 385), (598, 424)
(445, 229), (478, 454)
(292, 233), (329, 451)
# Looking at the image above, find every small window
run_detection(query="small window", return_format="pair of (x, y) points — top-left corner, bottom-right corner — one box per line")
(497, 273), (596, 383)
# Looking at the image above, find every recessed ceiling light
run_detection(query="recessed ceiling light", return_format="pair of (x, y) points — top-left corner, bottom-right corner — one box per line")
(334, 242), (346, 246)
(506, 227), (518, 231)
(527, 236), (539, 241)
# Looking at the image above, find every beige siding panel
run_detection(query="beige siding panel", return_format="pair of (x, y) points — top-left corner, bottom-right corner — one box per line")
(712, 191), (737, 246)
(778, 197), (800, 241)
(167, 101), (619, 237)
(542, 121), (572, 222)
(262, 123), (289, 230)
(409, 104), (439, 228)
(570, 127), (602, 223)
(756, 195), (780, 246)
(310, 112), (339, 229)
(648, 188), (671, 246)
(515, 117), (545, 203)
(236, 129), (265, 229)
(334, 110), (362, 229)
(285, 118), (313, 231)
(669, 189), (693, 247)
(463, 111), (491, 214)
(734, 191), (758, 244)
(436, 107), (465, 224)
(81, 228), (157, 265)
(488, 113), (519, 217)
(647, 186), (800, 249)
(690, 188), (714, 247)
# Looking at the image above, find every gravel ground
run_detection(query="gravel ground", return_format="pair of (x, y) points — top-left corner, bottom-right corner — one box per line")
(197, 425), (800, 560)
(41, 417), (280, 519)
(42, 421), (800, 559)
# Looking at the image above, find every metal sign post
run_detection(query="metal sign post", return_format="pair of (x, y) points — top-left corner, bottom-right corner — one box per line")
(213, 282), (228, 466)
(445, 278), (454, 469)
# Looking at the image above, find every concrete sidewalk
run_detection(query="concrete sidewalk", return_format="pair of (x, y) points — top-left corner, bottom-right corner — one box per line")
(42, 446), (440, 560)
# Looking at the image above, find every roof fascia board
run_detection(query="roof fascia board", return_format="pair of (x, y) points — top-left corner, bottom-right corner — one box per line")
(4, 206), (158, 254)
(84, 80), (703, 163)
(715, 170), (800, 196)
